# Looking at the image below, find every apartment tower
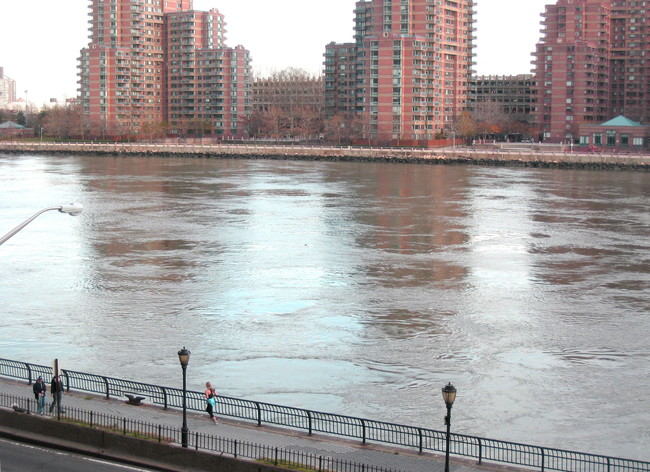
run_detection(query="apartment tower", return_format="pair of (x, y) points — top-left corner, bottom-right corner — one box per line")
(166, 9), (250, 137)
(533, 0), (611, 142)
(79, 0), (250, 138)
(609, 0), (650, 122)
(534, 0), (649, 142)
(325, 0), (475, 145)
(0, 68), (17, 107)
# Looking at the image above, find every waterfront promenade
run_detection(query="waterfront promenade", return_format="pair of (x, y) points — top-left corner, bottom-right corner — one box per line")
(0, 376), (511, 472)
(1, 140), (649, 168)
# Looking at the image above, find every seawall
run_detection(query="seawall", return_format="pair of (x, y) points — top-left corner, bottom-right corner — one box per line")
(1, 142), (649, 171)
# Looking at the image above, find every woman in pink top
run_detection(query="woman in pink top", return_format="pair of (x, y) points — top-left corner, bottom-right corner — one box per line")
(204, 381), (218, 424)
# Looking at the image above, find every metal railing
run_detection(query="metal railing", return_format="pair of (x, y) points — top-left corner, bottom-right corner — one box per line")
(1, 358), (648, 471)
(0, 392), (402, 472)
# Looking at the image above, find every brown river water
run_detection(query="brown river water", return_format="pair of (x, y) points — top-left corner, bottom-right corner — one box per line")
(0, 153), (648, 460)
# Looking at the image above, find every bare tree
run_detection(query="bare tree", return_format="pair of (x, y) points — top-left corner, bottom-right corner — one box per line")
(41, 103), (86, 140)
(455, 111), (478, 141)
(252, 68), (324, 140)
(323, 113), (362, 144)
(473, 100), (508, 140)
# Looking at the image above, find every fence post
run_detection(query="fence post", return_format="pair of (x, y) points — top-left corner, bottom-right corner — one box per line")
(361, 419), (366, 445)
(25, 362), (33, 385)
(61, 369), (71, 392)
(307, 410), (313, 436)
(256, 402), (262, 427)
(103, 376), (110, 400)
(477, 437), (482, 464)
(541, 447), (545, 472)
(162, 387), (168, 409)
(418, 428), (423, 454)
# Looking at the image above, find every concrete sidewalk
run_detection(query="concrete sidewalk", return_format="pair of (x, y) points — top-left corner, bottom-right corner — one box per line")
(0, 376), (517, 472)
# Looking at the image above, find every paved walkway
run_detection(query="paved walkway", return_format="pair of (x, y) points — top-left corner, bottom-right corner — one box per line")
(0, 376), (520, 472)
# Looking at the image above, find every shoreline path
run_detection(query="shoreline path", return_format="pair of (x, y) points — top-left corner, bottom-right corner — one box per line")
(0, 376), (520, 472)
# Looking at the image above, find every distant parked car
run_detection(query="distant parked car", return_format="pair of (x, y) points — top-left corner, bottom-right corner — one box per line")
(521, 137), (534, 143)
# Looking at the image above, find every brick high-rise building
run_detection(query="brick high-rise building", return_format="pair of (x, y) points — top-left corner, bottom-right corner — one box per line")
(533, 0), (611, 142)
(166, 9), (250, 137)
(79, 0), (250, 138)
(0, 67), (17, 107)
(325, 0), (475, 145)
(609, 1), (650, 123)
(533, 0), (649, 143)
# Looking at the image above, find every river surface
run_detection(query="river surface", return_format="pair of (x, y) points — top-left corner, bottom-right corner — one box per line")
(0, 153), (648, 460)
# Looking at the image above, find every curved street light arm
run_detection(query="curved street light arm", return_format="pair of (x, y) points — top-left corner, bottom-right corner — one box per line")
(0, 204), (83, 247)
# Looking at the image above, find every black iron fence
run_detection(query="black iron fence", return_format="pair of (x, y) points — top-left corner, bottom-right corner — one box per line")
(1, 358), (648, 472)
(1, 392), (401, 472)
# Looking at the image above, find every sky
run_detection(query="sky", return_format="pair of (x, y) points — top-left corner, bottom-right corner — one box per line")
(0, 0), (550, 106)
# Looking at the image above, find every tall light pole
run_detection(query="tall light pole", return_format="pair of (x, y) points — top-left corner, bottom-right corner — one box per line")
(442, 383), (457, 472)
(24, 90), (29, 126)
(178, 347), (191, 448)
(0, 204), (83, 247)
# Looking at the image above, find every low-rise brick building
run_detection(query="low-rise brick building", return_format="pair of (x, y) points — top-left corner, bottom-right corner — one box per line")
(578, 115), (649, 149)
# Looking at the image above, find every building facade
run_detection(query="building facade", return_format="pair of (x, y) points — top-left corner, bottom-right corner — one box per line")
(578, 115), (649, 148)
(252, 71), (324, 114)
(323, 43), (357, 116)
(325, 0), (475, 145)
(473, 74), (537, 124)
(166, 9), (250, 137)
(534, 0), (649, 143)
(78, 0), (250, 138)
(0, 68), (17, 107)
(609, 1), (650, 123)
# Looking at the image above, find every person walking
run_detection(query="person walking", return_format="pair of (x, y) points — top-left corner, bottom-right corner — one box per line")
(204, 381), (218, 424)
(49, 374), (64, 413)
(33, 376), (47, 415)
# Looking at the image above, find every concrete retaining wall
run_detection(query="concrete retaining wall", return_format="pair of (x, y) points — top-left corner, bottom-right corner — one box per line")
(1, 142), (648, 170)
(0, 409), (287, 472)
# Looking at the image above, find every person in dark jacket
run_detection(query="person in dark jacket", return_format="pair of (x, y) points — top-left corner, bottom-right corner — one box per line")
(49, 375), (64, 413)
(33, 376), (47, 414)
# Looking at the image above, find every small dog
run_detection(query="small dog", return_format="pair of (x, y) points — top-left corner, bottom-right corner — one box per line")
(11, 403), (29, 414)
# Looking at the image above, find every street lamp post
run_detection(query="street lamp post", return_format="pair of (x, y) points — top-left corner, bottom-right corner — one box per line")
(442, 383), (457, 472)
(0, 204), (83, 247)
(178, 347), (191, 448)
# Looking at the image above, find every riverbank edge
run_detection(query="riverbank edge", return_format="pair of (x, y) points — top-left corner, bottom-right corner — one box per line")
(1, 143), (649, 171)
